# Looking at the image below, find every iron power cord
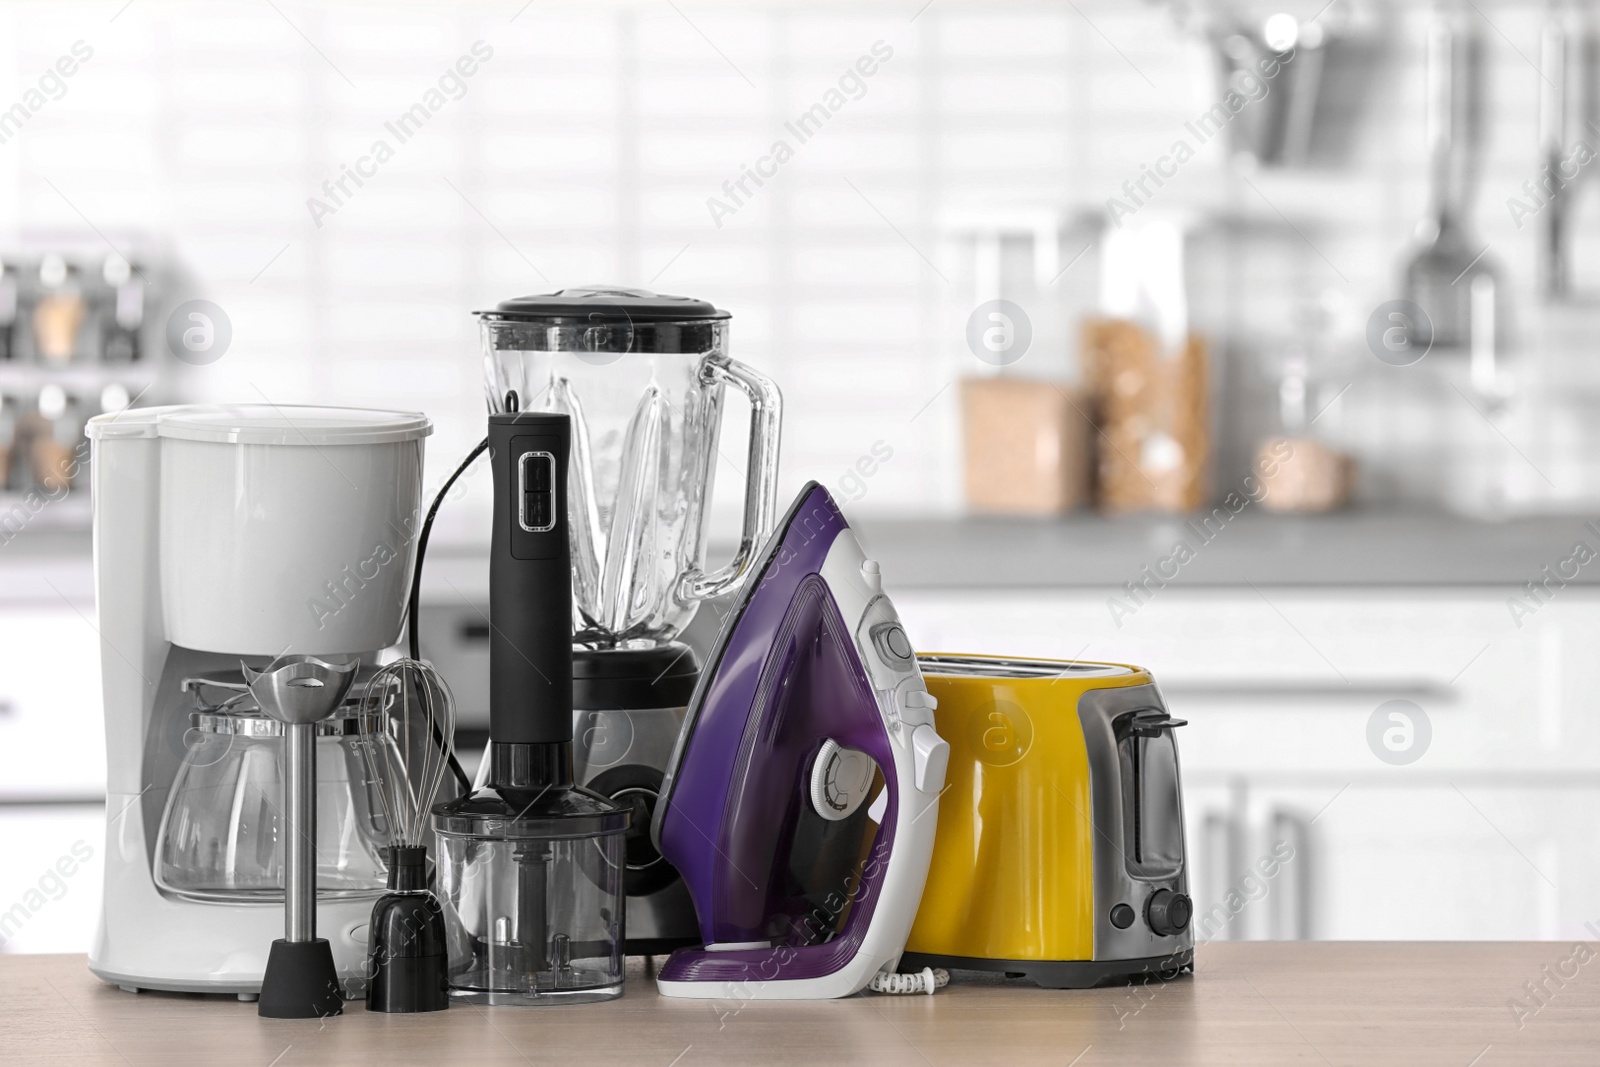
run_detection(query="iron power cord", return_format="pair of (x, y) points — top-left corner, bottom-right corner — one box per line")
(868, 967), (949, 995)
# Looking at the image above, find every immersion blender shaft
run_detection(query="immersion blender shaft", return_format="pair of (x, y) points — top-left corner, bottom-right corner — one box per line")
(284, 720), (317, 943)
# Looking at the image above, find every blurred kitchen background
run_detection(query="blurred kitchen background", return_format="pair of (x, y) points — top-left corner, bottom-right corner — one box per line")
(6, 0), (1600, 953)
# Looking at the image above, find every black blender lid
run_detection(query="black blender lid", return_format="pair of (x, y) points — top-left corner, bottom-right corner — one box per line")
(479, 287), (729, 324)
(573, 643), (700, 711)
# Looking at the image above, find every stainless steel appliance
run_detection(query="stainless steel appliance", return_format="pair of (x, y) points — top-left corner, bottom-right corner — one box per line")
(571, 644), (700, 954)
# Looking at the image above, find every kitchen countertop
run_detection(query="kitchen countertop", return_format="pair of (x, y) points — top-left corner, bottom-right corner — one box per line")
(7, 509), (1600, 604)
(6, 944), (1596, 1065)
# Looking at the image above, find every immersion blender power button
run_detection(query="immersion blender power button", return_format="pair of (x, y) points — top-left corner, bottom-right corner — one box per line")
(518, 451), (557, 533)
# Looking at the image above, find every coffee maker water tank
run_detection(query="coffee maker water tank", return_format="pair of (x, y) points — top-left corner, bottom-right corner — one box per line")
(152, 405), (432, 656)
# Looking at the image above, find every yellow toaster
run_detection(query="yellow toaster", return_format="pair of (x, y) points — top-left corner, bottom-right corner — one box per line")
(900, 654), (1194, 988)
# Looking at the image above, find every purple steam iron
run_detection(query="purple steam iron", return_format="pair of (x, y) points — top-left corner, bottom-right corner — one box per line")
(652, 482), (949, 999)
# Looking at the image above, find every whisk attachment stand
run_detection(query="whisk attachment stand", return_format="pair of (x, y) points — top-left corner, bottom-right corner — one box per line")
(357, 660), (457, 1013)
(366, 844), (449, 1013)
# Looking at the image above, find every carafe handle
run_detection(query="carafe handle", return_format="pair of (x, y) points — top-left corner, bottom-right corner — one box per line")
(680, 356), (782, 604)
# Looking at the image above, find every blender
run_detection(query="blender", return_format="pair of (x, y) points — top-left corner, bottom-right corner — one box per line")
(245, 654), (361, 1019)
(478, 287), (782, 952)
(432, 407), (629, 1004)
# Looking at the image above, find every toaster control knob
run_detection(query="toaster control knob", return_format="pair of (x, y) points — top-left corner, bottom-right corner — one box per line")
(1146, 890), (1192, 936)
(810, 740), (875, 821)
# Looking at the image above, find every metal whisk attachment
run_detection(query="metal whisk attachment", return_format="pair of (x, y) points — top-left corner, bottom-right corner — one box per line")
(357, 659), (457, 849)
(355, 658), (457, 1013)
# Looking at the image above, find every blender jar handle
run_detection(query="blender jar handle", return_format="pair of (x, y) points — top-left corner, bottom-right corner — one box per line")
(680, 356), (782, 604)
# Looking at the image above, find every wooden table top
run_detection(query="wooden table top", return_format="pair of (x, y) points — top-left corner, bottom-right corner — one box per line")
(6, 943), (1596, 1065)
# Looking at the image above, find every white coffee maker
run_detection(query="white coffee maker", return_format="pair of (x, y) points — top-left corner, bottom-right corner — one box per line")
(85, 404), (431, 998)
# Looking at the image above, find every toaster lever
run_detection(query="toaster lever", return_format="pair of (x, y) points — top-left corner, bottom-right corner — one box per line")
(1117, 708), (1187, 739)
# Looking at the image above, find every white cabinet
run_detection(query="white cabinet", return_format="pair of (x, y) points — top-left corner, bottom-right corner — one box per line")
(0, 597), (106, 955)
(895, 587), (1600, 941)
(1287, 784), (1578, 940)
(0, 606), (105, 799)
(1189, 780), (1595, 941)
(0, 805), (105, 953)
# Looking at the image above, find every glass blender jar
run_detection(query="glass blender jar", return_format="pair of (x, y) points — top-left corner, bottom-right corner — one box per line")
(478, 287), (781, 649)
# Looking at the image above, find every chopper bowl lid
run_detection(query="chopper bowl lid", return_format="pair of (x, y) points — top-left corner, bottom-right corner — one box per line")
(149, 404), (432, 446)
(432, 784), (630, 840)
(478, 286), (729, 324)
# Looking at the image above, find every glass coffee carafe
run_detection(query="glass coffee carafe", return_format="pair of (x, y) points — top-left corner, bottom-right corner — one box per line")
(154, 671), (393, 903)
(479, 287), (781, 648)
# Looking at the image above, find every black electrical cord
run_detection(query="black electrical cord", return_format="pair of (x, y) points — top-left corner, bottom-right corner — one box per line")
(409, 435), (489, 795)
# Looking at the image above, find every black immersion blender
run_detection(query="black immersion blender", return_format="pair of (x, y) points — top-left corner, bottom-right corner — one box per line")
(431, 399), (631, 1003)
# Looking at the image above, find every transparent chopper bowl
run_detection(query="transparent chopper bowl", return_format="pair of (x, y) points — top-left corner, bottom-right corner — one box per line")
(434, 799), (628, 1005)
(154, 706), (393, 903)
(481, 316), (778, 648)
